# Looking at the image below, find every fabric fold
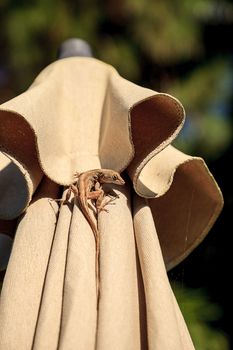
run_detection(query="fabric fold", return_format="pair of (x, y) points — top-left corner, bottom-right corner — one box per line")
(0, 56), (223, 349)
(0, 178), (196, 349)
(0, 56), (223, 270)
(147, 153), (223, 270)
(0, 57), (184, 219)
(95, 182), (142, 349)
(0, 177), (60, 349)
(0, 151), (41, 220)
(129, 145), (223, 269)
(133, 194), (195, 349)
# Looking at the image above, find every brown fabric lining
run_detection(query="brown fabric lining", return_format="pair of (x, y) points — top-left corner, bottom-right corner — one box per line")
(127, 94), (184, 180)
(149, 159), (223, 269)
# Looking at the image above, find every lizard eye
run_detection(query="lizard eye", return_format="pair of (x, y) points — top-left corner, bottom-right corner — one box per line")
(112, 175), (118, 180)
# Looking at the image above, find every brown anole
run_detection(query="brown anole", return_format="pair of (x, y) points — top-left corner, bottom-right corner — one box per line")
(64, 169), (125, 304)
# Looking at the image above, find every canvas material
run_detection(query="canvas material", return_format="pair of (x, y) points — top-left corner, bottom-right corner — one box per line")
(0, 57), (223, 349)
(0, 57), (223, 269)
(0, 178), (195, 349)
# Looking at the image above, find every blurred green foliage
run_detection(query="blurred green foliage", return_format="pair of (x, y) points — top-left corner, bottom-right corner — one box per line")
(173, 284), (229, 350)
(0, 1), (217, 79)
(170, 59), (233, 159)
(1, 0), (232, 158)
(0, 0), (232, 346)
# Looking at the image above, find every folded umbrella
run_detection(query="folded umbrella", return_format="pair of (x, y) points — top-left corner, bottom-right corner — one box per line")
(0, 39), (223, 349)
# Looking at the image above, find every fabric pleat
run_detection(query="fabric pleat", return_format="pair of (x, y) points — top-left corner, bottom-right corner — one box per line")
(0, 57), (223, 349)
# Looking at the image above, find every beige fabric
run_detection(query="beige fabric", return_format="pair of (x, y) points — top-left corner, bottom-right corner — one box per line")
(0, 57), (223, 268)
(0, 57), (223, 349)
(0, 179), (194, 349)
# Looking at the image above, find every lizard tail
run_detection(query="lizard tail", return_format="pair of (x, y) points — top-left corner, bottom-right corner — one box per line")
(77, 196), (100, 303)
(96, 234), (100, 305)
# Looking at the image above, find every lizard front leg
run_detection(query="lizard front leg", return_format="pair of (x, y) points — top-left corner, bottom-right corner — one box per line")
(93, 182), (116, 213)
(96, 196), (116, 213)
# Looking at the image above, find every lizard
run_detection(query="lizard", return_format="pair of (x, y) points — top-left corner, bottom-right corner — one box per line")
(63, 169), (125, 304)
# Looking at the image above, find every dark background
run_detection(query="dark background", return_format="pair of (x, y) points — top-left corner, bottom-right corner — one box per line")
(0, 1), (232, 349)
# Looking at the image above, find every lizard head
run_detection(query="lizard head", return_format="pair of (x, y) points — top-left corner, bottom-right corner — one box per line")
(98, 170), (125, 185)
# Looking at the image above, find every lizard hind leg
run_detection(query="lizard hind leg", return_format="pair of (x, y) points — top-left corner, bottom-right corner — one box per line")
(96, 195), (116, 214)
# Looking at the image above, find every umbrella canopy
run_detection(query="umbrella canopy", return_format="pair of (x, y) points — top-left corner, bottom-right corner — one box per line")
(0, 42), (223, 349)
